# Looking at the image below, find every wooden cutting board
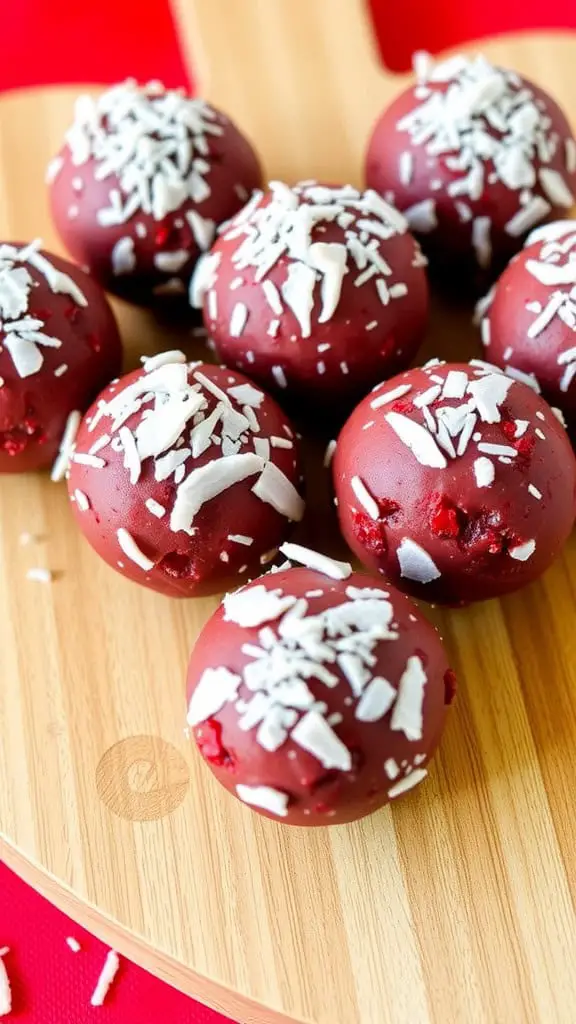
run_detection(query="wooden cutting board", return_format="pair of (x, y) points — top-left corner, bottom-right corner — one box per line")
(1, 3), (576, 1022)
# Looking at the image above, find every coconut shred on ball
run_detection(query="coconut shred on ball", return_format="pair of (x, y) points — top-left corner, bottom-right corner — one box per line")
(48, 80), (262, 303)
(333, 361), (576, 605)
(365, 52), (576, 287)
(186, 543), (455, 825)
(191, 181), (429, 407)
(66, 355), (304, 596)
(0, 239), (121, 473)
(477, 220), (576, 425)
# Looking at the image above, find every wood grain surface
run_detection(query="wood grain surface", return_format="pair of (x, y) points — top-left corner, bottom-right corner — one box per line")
(1, 2), (576, 1021)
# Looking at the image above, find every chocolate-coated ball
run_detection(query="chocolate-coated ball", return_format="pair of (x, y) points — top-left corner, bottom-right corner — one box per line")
(191, 181), (428, 410)
(67, 356), (304, 597)
(333, 360), (576, 604)
(478, 220), (576, 426)
(48, 80), (262, 304)
(0, 240), (121, 473)
(366, 53), (576, 289)
(187, 545), (455, 825)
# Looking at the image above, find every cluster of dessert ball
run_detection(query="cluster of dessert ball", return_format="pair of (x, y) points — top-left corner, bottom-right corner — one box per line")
(3, 55), (576, 827)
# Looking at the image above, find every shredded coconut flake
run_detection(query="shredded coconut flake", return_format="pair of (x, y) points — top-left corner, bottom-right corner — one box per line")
(236, 784), (289, 817)
(385, 411), (447, 468)
(350, 475), (379, 520)
(472, 216), (492, 268)
(74, 489), (90, 511)
(272, 365), (287, 388)
(111, 236), (136, 275)
(186, 210), (216, 251)
(228, 533), (253, 545)
(0, 951), (11, 1017)
(50, 409), (82, 482)
(509, 539), (536, 561)
(397, 537), (441, 584)
(388, 767), (428, 799)
(390, 656), (427, 740)
(323, 439), (337, 468)
(26, 568), (53, 583)
(474, 456), (495, 488)
(117, 528), (154, 571)
(370, 383), (412, 408)
(223, 585), (297, 627)
(172, 454), (263, 533)
(279, 543), (352, 580)
(142, 349), (187, 372)
(145, 498), (166, 518)
(355, 677), (396, 722)
(90, 950), (120, 1007)
(404, 199), (437, 233)
(251, 462), (304, 521)
(230, 302), (249, 337)
(291, 711), (352, 770)
(188, 666), (242, 726)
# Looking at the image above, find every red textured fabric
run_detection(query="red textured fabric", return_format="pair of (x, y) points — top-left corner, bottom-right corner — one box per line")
(0, 0), (190, 94)
(368, 0), (576, 72)
(0, 862), (230, 1022)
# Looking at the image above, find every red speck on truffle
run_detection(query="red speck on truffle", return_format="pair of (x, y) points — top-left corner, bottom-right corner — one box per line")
(353, 511), (387, 556)
(195, 719), (236, 771)
(154, 225), (171, 247)
(429, 495), (462, 539)
(443, 669), (457, 705)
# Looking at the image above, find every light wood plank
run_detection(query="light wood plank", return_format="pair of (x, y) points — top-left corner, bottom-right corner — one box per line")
(0, 6), (575, 1021)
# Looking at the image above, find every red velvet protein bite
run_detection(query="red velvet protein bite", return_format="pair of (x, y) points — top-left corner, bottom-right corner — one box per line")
(191, 181), (429, 409)
(67, 355), (304, 596)
(478, 220), (576, 425)
(0, 239), (121, 473)
(187, 543), (455, 825)
(333, 360), (576, 605)
(366, 52), (576, 288)
(48, 80), (262, 304)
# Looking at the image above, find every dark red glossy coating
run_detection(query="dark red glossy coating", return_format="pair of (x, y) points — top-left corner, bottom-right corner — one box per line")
(365, 67), (576, 290)
(482, 227), (576, 425)
(0, 246), (121, 473)
(333, 361), (576, 604)
(67, 362), (303, 597)
(201, 185), (429, 410)
(49, 95), (262, 305)
(187, 566), (454, 826)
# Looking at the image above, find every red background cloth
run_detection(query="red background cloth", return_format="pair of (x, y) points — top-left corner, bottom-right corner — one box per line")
(0, 863), (229, 1022)
(2, 1), (576, 1022)
(369, 0), (576, 72)
(2, 0), (576, 94)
